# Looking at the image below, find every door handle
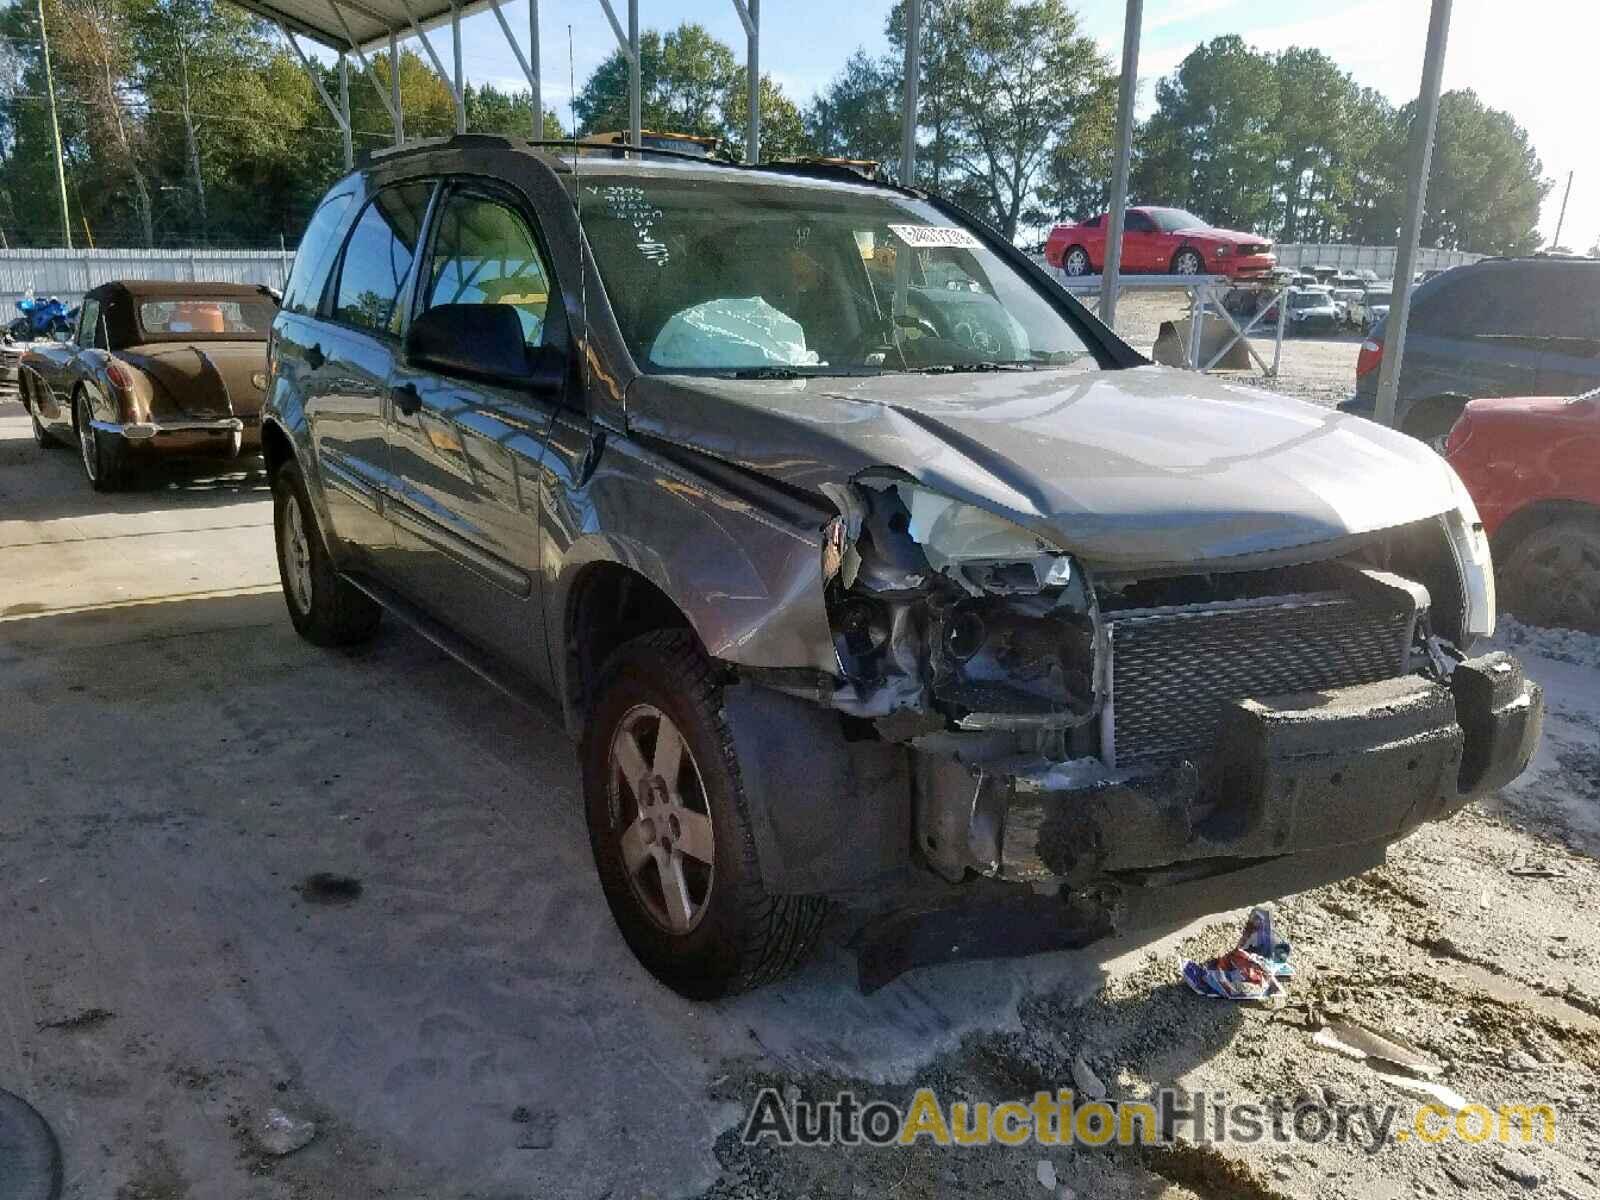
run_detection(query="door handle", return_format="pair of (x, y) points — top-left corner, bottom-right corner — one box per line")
(306, 343), (325, 370)
(392, 382), (422, 416)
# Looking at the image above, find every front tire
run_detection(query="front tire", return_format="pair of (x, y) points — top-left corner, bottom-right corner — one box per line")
(1062, 246), (1091, 277)
(1501, 517), (1600, 632)
(583, 630), (827, 999)
(1172, 248), (1205, 275)
(272, 458), (380, 646)
(26, 378), (64, 449)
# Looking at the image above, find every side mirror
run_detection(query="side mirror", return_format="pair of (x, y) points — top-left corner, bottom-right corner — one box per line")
(405, 303), (557, 389)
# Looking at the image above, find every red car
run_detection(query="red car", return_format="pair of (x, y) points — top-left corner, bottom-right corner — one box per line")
(1043, 206), (1276, 279)
(1444, 388), (1600, 631)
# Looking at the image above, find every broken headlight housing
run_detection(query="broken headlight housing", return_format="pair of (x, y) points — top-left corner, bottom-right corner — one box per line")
(825, 481), (1100, 730)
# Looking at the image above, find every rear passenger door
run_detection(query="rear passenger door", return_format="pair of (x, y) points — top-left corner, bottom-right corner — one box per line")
(313, 182), (436, 571)
(383, 183), (568, 685)
(1408, 269), (1540, 403)
(1530, 273), (1600, 397)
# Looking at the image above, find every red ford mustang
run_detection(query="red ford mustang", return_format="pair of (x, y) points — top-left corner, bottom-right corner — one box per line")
(1043, 206), (1276, 279)
(1445, 388), (1600, 631)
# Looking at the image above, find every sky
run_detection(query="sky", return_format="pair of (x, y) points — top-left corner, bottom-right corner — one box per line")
(369, 0), (1597, 252)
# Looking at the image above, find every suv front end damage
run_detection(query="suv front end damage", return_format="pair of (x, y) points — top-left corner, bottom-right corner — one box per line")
(721, 472), (1542, 987)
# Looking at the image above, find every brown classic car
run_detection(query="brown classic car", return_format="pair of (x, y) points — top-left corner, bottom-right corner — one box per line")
(19, 280), (278, 490)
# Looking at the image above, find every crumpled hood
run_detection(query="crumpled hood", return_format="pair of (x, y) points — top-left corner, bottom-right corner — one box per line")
(625, 364), (1461, 572)
(1197, 227), (1270, 247)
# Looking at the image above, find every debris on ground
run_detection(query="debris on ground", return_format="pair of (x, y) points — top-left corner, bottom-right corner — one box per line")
(1179, 906), (1293, 1000)
(1309, 1014), (1443, 1077)
(254, 1107), (317, 1157)
(1070, 1053), (1106, 1100)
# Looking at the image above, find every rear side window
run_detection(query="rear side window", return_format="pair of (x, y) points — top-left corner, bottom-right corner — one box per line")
(333, 184), (434, 335)
(282, 191), (354, 315)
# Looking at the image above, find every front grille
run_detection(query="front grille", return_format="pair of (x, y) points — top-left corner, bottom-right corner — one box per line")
(1240, 243), (1271, 256)
(1104, 592), (1415, 766)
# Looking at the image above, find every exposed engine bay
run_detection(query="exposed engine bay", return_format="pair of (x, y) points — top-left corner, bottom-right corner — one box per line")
(815, 473), (1478, 772)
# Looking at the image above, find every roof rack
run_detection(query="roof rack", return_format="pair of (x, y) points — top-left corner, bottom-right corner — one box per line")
(361, 133), (919, 195)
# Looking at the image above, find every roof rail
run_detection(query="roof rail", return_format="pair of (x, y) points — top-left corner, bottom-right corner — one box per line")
(361, 133), (919, 194)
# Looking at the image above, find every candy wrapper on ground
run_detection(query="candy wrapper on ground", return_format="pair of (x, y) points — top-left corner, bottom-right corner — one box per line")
(1180, 907), (1294, 1001)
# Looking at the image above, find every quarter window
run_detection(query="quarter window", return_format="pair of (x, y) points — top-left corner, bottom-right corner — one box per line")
(333, 184), (434, 335)
(422, 193), (555, 347)
(282, 191), (354, 315)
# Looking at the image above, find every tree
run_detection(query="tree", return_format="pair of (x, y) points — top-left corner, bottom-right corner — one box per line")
(50, 0), (155, 244)
(1132, 36), (1281, 234)
(572, 24), (734, 139)
(1033, 69), (1116, 223)
(803, 50), (900, 167)
(721, 69), (807, 159)
(1413, 89), (1548, 255)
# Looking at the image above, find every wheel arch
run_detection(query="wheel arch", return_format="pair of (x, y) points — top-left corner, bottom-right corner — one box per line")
(1491, 498), (1600, 566)
(559, 555), (699, 735)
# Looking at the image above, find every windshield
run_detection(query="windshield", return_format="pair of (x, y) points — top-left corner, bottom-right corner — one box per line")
(576, 172), (1101, 376)
(1142, 207), (1207, 233)
(137, 296), (275, 340)
(1366, 292), (1392, 305)
(1289, 292), (1327, 309)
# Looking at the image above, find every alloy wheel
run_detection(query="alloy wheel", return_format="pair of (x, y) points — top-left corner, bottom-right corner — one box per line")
(608, 703), (716, 935)
(280, 493), (314, 616)
(1174, 250), (1203, 275)
(1064, 248), (1090, 276)
(76, 393), (97, 482)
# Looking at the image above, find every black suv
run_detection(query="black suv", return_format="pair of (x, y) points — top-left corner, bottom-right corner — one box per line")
(262, 135), (1540, 997)
(1343, 255), (1600, 440)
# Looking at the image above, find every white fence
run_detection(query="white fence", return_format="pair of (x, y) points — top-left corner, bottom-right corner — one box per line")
(0, 248), (294, 312)
(1271, 243), (1482, 275)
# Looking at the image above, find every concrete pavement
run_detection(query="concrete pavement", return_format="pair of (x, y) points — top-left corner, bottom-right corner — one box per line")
(0, 399), (1207, 1199)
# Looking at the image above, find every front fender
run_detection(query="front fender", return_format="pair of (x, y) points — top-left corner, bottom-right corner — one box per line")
(544, 428), (838, 713)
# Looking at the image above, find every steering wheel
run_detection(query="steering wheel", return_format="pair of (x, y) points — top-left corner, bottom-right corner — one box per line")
(839, 314), (944, 365)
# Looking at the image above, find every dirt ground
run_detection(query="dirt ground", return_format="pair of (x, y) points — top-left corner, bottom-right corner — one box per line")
(2, 311), (1596, 1200)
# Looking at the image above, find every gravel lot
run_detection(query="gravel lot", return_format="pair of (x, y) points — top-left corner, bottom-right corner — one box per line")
(2, 316), (1596, 1200)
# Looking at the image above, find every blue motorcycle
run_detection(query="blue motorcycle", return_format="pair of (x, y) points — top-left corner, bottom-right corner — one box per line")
(8, 296), (74, 341)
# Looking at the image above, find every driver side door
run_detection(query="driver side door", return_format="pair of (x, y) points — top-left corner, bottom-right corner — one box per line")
(383, 183), (569, 685)
(1120, 210), (1159, 271)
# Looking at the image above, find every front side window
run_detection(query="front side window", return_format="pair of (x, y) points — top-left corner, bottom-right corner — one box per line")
(1123, 211), (1156, 233)
(333, 183), (434, 335)
(422, 192), (555, 347)
(76, 299), (101, 348)
(576, 173), (1102, 376)
(283, 191), (354, 315)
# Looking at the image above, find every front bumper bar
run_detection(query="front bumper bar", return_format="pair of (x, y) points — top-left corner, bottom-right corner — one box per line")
(921, 652), (1540, 886)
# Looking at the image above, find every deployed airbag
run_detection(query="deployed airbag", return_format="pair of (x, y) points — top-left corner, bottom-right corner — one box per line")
(649, 296), (820, 369)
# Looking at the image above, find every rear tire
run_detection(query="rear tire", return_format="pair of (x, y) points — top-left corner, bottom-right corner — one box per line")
(272, 457), (381, 646)
(75, 387), (126, 491)
(582, 630), (828, 998)
(1062, 246), (1091, 277)
(1500, 516), (1600, 633)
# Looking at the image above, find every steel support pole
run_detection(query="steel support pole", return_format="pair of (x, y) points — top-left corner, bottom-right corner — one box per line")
(1374, 0), (1452, 429)
(451, 1), (466, 133)
(339, 51), (353, 168)
(628, 0), (640, 149)
(530, 0), (541, 135)
(732, 0), (758, 162)
(35, 0), (71, 249)
(389, 29), (404, 143)
(1099, 0), (1141, 328)
(488, 0), (540, 137)
(900, 0), (920, 185)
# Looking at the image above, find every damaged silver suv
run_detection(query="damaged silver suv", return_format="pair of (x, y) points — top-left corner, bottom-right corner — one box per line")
(263, 135), (1543, 998)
